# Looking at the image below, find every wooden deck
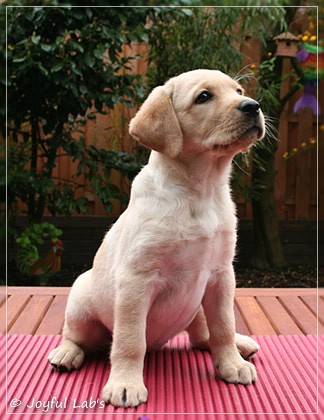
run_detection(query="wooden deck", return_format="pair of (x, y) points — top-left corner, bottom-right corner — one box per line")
(1, 287), (323, 336)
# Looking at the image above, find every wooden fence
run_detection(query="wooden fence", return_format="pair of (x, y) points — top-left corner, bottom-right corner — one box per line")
(49, 41), (322, 222)
(237, 68), (321, 221)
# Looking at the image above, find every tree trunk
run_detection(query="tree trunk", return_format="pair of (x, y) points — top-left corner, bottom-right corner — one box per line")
(28, 121), (61, 224)
(28, 118), (39, 221)
(251, 142), (287, 269)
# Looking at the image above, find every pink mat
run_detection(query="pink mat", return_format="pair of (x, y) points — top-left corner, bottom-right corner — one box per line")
(0, 334), (323, 419)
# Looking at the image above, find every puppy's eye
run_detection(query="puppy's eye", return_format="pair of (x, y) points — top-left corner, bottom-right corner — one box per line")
(195, 91), (213, 104)
(237, 88), (243, 95)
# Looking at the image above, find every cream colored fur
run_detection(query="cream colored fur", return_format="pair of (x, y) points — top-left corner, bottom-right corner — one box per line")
(48, 69), (265, 408)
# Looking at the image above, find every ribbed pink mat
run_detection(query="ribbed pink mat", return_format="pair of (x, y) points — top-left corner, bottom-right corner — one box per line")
(0, 334), (323, 419)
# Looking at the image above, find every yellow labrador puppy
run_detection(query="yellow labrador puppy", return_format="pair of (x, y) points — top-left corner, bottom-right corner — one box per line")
(48, 69), (265, 407)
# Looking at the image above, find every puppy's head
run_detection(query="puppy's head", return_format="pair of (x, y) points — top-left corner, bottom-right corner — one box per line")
(129, 69), (265, 158)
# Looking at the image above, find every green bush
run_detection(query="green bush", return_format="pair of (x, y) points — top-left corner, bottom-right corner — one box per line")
(7, 7), (150, 225)
(5, 5), (155, 276)
(16, 222), (63, 275)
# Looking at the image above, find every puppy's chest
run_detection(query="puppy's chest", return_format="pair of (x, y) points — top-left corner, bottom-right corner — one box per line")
(161, 196), (237, 269)
(146, 232), (235, 348)
(158, 228), (235, 281)
(187, 195), (235, 239)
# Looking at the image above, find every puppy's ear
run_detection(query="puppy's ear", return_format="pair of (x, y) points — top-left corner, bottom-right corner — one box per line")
(129, 86), (183, 158)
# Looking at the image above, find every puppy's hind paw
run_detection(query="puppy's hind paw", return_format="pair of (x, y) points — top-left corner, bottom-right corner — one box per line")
(48, 342), (85, 372)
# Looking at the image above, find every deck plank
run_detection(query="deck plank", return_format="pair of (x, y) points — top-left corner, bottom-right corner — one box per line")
(299, 295), (318, 317)
(2, 287), (321, 336)
(0, 290), (6, 307)
(6, 287), (324, 297)
(303, 295), (324, 334)
(7, 286), (70, 296)
(235, 296), (277, 335)
(1, 294), (31, 334)
(256, 296), (303, 335)
(35, 295), (68, 335)
(234, 303), (251, 335)
(236, 288), (323, 296)
(319, 295), (324, 319)
(9, 295), (53, 335)
(278, 295), (317, 335)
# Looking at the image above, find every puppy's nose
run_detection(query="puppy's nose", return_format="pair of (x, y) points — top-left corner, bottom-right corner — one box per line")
(238, 100), (260, 117)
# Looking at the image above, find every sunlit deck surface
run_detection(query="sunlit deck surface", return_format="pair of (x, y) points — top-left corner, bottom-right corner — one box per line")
(1, 287), (323, 336)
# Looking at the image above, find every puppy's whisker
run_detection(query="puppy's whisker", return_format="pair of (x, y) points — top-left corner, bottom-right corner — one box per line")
(265, 125), (278, 140)
(233, 64), (255, 81)
(264, 116), (278, 141)
(264, 115), (278, 122)
(265, 117), (277, 127)
(234, 72), (258, 84)
(232, 156), (251, 176)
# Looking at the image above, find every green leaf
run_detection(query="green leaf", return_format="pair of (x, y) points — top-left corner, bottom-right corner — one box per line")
(181, 8), (193, 16)
(31, 34), (41, 45)
(84, 53), (95, 68)
(51, 62), (64, 72)
(81, 86), (90, 96)
(85, 8), (93, 20)
(94, 45), (105, 59)
(71, 62), (82, 76)
(37, 63), (49, 76)
(140, 33), (149, 42)
(12, 56), (26, 63)
(40, 43), (52, 53)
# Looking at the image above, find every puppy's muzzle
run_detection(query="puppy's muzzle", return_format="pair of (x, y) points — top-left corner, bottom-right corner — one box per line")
(237, 99), (264, 141)
(238, 100), (260, 118)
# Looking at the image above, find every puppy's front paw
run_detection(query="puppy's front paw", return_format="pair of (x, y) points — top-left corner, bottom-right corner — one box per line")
(218, 358), (257, 385)
(48, 342), (85, 372)
(102, 379), (148, 408)
(235, 333), (260, 359)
